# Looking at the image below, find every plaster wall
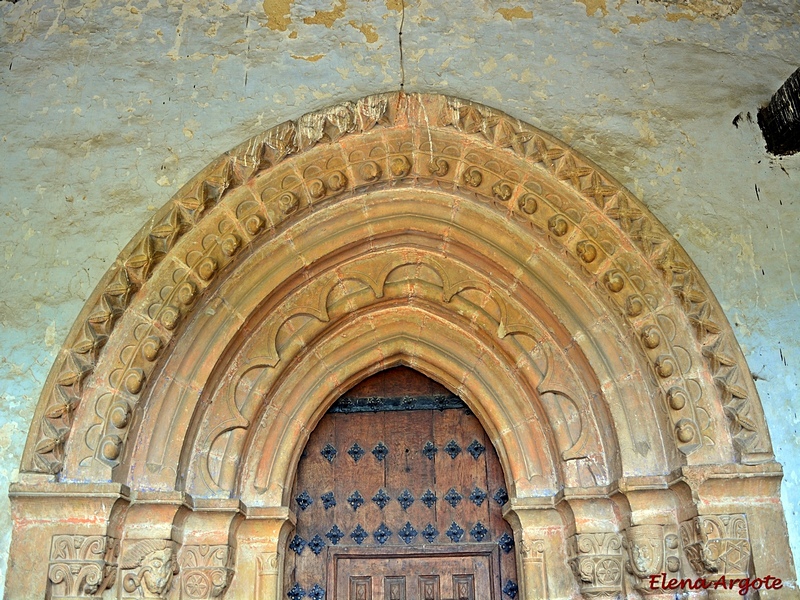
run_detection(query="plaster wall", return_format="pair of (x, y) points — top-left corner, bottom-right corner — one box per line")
(0, 0), (797, 594)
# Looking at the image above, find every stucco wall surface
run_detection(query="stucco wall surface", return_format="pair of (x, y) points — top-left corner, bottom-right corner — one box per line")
(0, 0), (798, 594)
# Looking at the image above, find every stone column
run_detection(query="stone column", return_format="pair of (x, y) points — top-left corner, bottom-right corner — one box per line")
(4, 477), (128, 600)
(116, 493), (183, 600)
(686, 463), (796, 599)
(224, 506), (296, 600)
(564, 497), (627, 600)
(172, 499), (239, 599)
(504, 499), (576, 600)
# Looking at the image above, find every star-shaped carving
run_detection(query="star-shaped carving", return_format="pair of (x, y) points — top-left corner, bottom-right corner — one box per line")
(673, 275), (707, 308)
(527, 136), (565, 170)
(265, 122), (299, 162)
(356, 95), (391, 132)
(556, 154), (594, 189)
(714, 367), (749, 405)
(580, 171), (618, 209)
(654, 244), (690, 282)
(605, 195), (643, 233)
(149, 207), (184, 254)
(124, 236), (157, 284)
(44, 385), (79, 422)
(689, 302), (722, 343)
(510, 131), (535, 156)
(71, 321), (108, 359)
(457, 105), (485, 134)
(490, 118), (520, 149)
(702, 338), (737, 374)
(629, 217), (667, 259)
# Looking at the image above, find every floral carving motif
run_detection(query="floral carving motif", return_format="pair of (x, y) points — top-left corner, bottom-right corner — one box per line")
(516, 194), (538, 215)
(462, 167), (483, 187)
(492, 181), (513, 202)
(427, 157), (449, 177)
(576, 240), (597, 263)
(47, 535), (118, 599)
(568, 533), (624, 598)
(178, 545), (232, 599)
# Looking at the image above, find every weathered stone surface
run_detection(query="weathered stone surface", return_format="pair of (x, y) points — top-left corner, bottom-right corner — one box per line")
(1, 0), (798, 596)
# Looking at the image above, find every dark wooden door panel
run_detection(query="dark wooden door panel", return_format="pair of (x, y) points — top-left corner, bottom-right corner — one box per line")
(334, 551), (494, 600)
(286, 368), (518, 600)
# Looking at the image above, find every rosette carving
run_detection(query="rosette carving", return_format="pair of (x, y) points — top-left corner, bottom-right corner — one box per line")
(568, 533), (624, 598)
(178, 545), (233, 599)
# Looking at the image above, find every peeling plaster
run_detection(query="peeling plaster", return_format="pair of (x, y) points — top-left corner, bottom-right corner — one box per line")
(349, 20), (380, 42)
(263, 0), (294, 31)
(496, 6), (533, 21)
(303, 0), (348, 27)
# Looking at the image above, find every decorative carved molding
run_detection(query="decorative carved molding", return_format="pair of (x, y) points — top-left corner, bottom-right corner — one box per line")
(623, 525), (681, 594)
(193, 247), (614, 496)
(568, 533), (624, 598)
(24, 93), (769, 486)
(119, 539), (178, 599)
(680, 514), (751, 579)
(47, 534), (118, 599)
(178, 545), (233, 599)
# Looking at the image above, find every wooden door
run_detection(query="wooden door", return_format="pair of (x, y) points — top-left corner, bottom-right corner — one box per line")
(334, 548), (494, 600)
(285, 368), (518, 600)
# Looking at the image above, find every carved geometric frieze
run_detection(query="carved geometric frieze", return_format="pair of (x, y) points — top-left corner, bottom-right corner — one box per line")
(623, 524), (681, 594)
(680, 514), (751, 579)
(47, 534), (118, 599)
(178, 545), (233, 599)
(119, 539), (178, 599)
(568, 533), (624, 598)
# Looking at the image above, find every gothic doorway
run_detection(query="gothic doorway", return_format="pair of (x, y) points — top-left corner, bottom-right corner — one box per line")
(6, 93), (795, 599)
(286, 368), (518, 600)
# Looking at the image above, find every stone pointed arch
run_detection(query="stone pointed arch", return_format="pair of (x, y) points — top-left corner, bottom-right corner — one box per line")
(7, 93), (794, 599)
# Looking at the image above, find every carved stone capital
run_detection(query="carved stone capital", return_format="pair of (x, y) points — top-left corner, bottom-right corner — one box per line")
(680, 514), (751, 579)
(568, 533), (624, 599)
(256, 551), (280, 577)
(178, 544), (233, 599)
(47, 534), (119, 599)
(119, 539), (178, 599)
(623, 525), (681, 594)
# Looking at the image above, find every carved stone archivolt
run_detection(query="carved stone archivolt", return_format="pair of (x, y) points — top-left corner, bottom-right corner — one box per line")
(23, 93), (770, 481)
(7, 93), (795, 599)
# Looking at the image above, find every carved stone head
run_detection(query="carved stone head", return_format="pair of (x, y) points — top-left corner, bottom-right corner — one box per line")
(626, 525), (664, 578)
(121, 540), (178, 598)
